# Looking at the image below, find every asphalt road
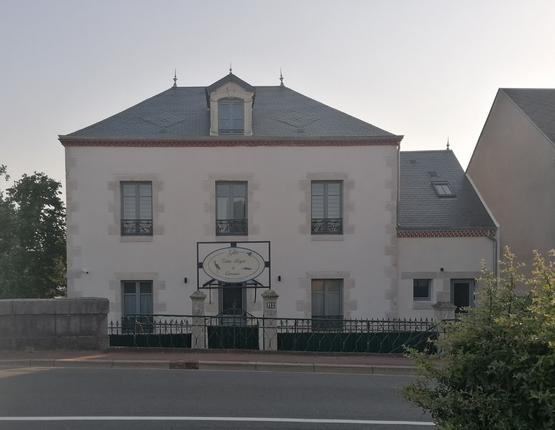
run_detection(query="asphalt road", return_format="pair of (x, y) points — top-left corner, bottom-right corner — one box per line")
(0, 367), (433, 429)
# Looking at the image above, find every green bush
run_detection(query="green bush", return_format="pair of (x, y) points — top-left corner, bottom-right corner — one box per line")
(405, 248), (555, 429)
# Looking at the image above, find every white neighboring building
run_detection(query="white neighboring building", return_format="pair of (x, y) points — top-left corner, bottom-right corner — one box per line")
(467, 89), (555, 268)
(397, 151), (497, 319)
(60, 73), (496, 323)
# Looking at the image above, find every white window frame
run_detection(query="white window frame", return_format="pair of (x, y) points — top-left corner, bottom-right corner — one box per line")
(122, 280), (153, 316)
(311, 279), (344, 319)
(215, 181), (248, 236)
(120, 181), (153, 236)
(413, 279), (432, 302)
(311, 180), (343, 235)
(218, 97), (244, 135)
(432, 182), (455, 197)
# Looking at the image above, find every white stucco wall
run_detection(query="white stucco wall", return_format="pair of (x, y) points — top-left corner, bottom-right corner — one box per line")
(65, 144), (400, 321)
(397, 236), (495, 319)
(467, 90), (555, 267)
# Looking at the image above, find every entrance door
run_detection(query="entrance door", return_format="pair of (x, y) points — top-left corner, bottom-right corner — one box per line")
(221, 285), (244, 316)
(209, 285), (258, 349)
(451, 279), (474, 313)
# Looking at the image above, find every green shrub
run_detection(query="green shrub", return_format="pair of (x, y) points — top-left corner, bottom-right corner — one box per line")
(405, 248), (555, 429)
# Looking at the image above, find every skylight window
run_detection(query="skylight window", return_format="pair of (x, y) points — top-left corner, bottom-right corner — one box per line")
(432, 182), (455, 197)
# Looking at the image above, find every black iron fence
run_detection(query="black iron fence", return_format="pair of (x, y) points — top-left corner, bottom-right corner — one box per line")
(110, 315), (193, 348)
(108, 314), (439, 353)
(275, 317), (437, 353)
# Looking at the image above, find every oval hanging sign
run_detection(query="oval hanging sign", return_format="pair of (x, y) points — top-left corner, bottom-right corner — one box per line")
(202, 247), (266, 283)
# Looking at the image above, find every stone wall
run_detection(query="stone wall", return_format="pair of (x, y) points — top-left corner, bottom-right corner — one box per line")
(0, 298), (109, 350)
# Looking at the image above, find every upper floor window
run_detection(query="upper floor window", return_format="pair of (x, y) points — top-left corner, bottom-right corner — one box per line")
(218, 98), (244, 135)
(432, 182), (455, 197)
(216, 181), (247, 235)
(121, 181), (153, 236)
(311, 180), (343, 234)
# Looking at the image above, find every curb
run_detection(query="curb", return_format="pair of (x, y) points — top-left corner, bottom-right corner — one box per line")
(0, 359), (417, 375)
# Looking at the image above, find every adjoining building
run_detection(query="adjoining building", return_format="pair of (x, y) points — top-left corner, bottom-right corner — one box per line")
(60, 72), (496, 324)
(467, 89), (555, 268)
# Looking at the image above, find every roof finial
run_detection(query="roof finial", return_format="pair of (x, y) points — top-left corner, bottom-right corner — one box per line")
(229, 63), (232, 75)
(279, 68), (284, 87)
(446, 137), (450, 150)
(172, 69), (177, 88)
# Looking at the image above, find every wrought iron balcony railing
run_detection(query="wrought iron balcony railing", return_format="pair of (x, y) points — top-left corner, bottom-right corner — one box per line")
(311, 218), (343, 234)
(216, 218), (248, 235)
(121, 219), (153, 236)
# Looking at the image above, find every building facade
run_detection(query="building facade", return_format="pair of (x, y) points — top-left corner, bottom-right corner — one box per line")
(467, 89), (555, 267)
(61, 73), (496, 323)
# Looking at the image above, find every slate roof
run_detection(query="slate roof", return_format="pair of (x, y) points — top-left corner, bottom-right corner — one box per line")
(64, 74), (397, 140)
(502, 88), (555, 144)
(399, 150), (495, 232)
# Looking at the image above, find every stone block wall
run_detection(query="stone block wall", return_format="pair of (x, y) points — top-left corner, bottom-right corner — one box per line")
(0, 298), (109, 350)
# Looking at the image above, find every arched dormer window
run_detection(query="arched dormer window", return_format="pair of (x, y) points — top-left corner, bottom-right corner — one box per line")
(218, 98), (244, 135)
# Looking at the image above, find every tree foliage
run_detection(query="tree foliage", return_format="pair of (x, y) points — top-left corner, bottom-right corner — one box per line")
(405, 247), (555, 429)
(0, 165), (66, 298)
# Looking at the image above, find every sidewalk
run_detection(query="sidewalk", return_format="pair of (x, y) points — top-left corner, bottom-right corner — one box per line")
(0, 348), (416, 375)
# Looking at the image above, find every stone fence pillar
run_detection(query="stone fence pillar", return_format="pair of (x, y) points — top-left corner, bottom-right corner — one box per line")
(190, 290), (207, 349)
(432, 301), (457, 322)
(260, 289), (279, 351)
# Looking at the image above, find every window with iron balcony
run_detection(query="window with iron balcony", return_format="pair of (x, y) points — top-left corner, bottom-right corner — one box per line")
(311, 180), (343, 234)
(216, 181), (248, 235)
(120, 181), (153, 236)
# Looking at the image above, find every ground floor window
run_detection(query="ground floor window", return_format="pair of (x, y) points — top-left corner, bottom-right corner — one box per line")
(451, 279), (475, 313)
(122, 280), (153, 331)
(311, 279), (343, 329)
(413, 279), (432, 301)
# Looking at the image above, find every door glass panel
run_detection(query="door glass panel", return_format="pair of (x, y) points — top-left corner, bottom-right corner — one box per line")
(453, 281), (470, 307)
(140, 293), (153, 314)
(123, 288), (136, 316)
(311, 280), (325, 316)
(222, 287), (243, 315)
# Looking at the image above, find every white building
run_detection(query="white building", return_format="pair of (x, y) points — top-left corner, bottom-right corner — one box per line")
(467, 89), (555, 268)
(60, 73), (496, 324)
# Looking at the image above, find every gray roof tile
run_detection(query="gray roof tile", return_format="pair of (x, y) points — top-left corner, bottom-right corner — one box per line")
(502, 88), (555, 144)
(65, 76), (396, 139)
(399, 150), (495, 231)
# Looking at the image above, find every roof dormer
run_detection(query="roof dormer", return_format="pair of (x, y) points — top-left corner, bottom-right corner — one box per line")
(206, 73), (255, 136)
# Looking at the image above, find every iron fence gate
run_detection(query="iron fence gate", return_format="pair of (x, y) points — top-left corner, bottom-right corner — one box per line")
(108, 315), (439, 353)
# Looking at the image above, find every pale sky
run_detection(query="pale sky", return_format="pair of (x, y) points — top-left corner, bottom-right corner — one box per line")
(2, 0), (555, 187)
